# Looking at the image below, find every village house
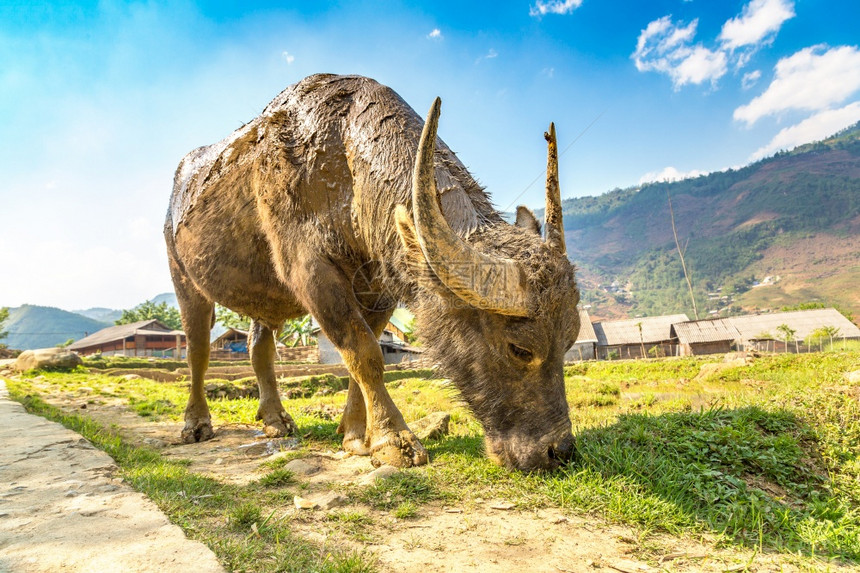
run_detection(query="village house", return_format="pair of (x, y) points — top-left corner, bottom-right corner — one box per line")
(564, 308), (599, 362)
(209, 327), (321, 362)
(727, 308), (860, 352)
(672, 318), (741, 356)
(594, 314), (690, 359)
(68, 319), (185, 358)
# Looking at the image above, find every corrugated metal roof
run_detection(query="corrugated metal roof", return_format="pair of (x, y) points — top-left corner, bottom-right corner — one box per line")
(673, 318), (741, 344)
(727, 308), (860, 341)
(575, 308), (598, 343)
(594, 314), (690, 346)
(68, 319), (180, 350)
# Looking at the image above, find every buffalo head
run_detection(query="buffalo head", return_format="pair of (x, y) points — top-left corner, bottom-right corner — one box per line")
(395, 99), (580, 471)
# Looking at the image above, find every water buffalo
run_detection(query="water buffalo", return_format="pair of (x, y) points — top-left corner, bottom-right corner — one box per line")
(165, 74), (580, 471)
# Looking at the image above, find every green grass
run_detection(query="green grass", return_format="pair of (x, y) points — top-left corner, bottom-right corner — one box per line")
(6, 384), (374, 573)
(9, 352), (860, 568)
(354, 472), (444, 511)
(258, 468), (296, 488)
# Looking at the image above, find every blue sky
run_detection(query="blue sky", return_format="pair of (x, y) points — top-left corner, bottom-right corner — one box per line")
(2, 0), (859, 310)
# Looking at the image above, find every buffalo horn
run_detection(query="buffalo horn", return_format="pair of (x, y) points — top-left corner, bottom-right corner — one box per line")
(411, 98), (529, 317)
(544, 123), (566, 255)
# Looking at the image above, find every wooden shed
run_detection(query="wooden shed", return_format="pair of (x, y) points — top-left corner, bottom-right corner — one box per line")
(564, 308), (599, 362)
(594, 314), (689, 359)
(68, 319), (185, 358)
(727, 308), (860, 352)
(672, 318), (741, 356)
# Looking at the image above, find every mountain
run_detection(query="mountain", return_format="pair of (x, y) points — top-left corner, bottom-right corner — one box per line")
(73, 307), (123, 323)
(4, 305), (110, 350)
(151, 292), (178, 308)
(2, 293), (181, 351)
(557, 122), (860, 321)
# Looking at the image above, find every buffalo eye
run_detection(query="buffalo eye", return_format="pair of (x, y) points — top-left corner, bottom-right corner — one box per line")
(508, 343), (534, 363)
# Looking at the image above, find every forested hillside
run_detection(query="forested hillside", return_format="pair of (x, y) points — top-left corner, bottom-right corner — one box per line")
(559, 122), (860, 320)
(4, 305), (109, 350)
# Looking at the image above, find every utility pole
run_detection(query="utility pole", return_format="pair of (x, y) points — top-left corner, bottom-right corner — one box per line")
(668, 191), (699, 320)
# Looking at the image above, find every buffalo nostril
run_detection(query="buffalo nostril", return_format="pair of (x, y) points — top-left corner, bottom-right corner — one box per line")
(550, 434), (575, 463)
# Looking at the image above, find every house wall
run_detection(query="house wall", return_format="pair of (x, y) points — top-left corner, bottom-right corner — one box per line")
(74, 336), (185, 358)
(278, 345), (320, 363)
(317, 334), (343, 364)
(680, 341), (733, 356)
(564, 342), (595, 362)
(599, 343), (678, 360)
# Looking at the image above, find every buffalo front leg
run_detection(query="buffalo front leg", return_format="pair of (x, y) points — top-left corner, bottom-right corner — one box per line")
(249, 320), (297, 438)
(293, 258), (427, 467)
(336, 307), (392, 456)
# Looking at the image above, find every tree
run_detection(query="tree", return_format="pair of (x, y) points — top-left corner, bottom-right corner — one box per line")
(776, 324), (796, 342)
(116, 300), (182, 330)
(279, 315), (314, 347)
(215, 305), (251, 331)
(806, 325), (841, 348)
(0, 306), (8, 346)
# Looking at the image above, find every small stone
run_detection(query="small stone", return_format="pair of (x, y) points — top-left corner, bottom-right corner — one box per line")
(489, 501), (515, 510)
(444, 507), (463, 513)
(214, 458), (224, 465)
(283, 459), (319, 476)
(846, 370), (860, 384)
(293, 496), (317, 510)
(410, 412), (451, 441)
(550, 515), (568, 524)
(358, 464), (400, 485)
(122, 374), (142, 381)
(79, 404), (87, 409)
(310, 492), (346, 510)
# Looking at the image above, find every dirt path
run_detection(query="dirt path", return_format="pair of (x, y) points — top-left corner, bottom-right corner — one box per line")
(0, 380), (225, 573)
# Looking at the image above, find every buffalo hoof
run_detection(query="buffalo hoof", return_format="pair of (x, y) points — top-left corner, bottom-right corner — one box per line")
(181, 419), (215, 443)
(260, 410), (298, 438)
(342, 436), (370, 456)
(370, 430), (428, 468)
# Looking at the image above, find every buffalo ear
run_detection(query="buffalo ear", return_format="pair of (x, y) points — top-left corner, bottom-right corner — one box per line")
(394, 205), (449, 295)
(515, 205), (541, 236)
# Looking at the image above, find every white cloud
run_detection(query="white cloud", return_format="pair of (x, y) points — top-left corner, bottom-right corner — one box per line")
(282, 51), (295, 65)
(719, 0), (795, 50)
(530, 0), (583, 17)
(475, 48), (498, 64)
(541, 67), (555, 78)
(742, 69), (761, 89)
(734, 45), (860, 125)
(639, 166), (708, 185)
(632, 16), (727, 90)
(749, 101), (860, 160)
(427, 28), (443, 40)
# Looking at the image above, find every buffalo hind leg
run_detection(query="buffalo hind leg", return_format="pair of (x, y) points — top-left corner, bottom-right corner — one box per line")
(337, 309), (393, 456)
(249, 320), (297, 437)
(293, 257), (426, 467)
(169, 257), (216, 443)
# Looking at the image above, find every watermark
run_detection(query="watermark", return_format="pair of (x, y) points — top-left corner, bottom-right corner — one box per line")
(350, 259), (527, 313)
